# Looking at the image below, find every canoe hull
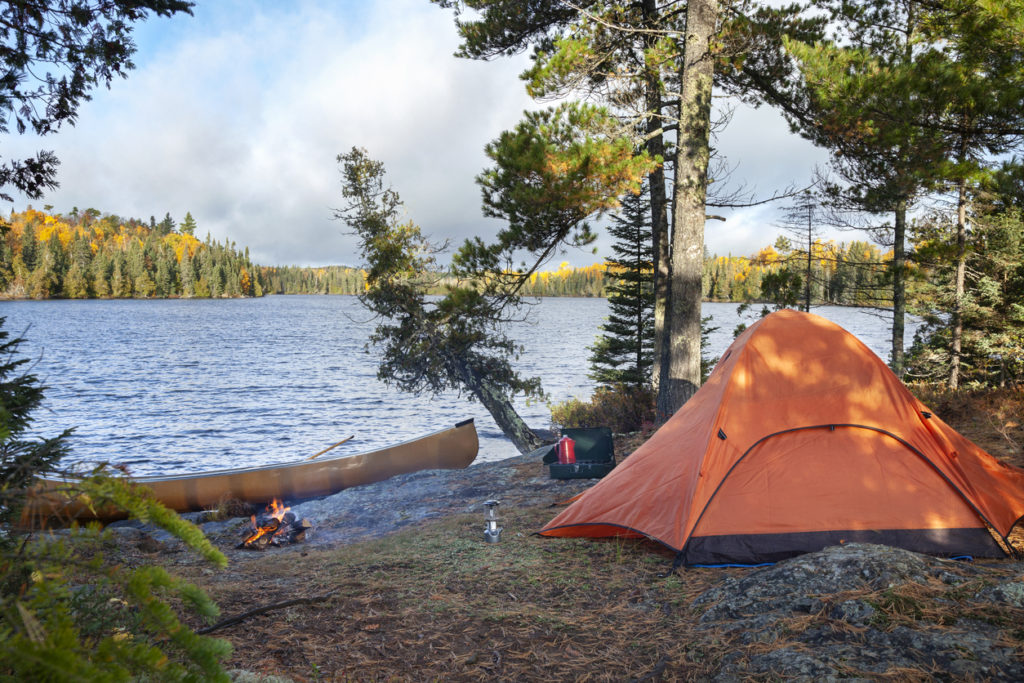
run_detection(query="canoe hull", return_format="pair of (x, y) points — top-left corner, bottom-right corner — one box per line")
(23, 419), (479, 525)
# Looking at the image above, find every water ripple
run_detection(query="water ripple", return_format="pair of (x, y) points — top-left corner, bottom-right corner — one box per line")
(3, 297), (918, 475)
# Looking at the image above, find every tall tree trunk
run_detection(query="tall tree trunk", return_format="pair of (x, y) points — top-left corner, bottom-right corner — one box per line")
(949, 175), (968, 390)
(454, 358), (542, 454)
(635, 217), (646, 389)
(890, 7), (915, 380)
(642, 0), (670, 393)
(658, 0), (717, 418)
(805, 208), (812, 311)
(891, 198), (907, 377)
(649, 125), (670, 395)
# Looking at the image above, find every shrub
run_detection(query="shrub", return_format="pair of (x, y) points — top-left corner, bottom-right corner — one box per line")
(550, 384), (656, 433)
(0, 317), (233, 681)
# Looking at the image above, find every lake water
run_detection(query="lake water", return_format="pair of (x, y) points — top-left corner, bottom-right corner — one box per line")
(1, 296), (919, 474)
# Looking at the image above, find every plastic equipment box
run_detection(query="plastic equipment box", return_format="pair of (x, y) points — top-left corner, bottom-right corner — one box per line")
(540, 427), (616, 479)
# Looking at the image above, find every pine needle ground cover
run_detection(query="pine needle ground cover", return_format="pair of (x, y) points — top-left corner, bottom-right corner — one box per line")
(146, 388), (1024, 681)
(173, 506), (735, 681)
(168, 506), (1024, 682)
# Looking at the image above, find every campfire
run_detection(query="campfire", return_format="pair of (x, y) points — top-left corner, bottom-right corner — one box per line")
(238, 499), (312, 549)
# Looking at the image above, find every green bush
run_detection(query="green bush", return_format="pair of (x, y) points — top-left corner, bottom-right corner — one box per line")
(0, 318), (233, 681)
(550, 384), (656, 433)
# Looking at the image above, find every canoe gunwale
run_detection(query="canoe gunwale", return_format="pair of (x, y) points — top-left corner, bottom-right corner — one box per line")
(23, 419), (479, 523)
(39, 420), (477, 486)
(132, 420), (477, 484)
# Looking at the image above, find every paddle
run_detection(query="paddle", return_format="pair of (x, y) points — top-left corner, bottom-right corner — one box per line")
(305, 435), (354, 460)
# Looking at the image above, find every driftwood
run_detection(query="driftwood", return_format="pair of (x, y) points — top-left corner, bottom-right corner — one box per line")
(197, 589), (337, 634)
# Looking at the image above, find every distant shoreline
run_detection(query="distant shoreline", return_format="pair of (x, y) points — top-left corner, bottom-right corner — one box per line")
(0, 292), (891, 308)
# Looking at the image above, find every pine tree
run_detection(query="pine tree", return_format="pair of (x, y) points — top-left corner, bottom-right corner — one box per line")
(180, 211), (197, 236)
(154, 250), (176, 296)
(775, 190), (827, 311)
(110, 253), (131, 298)
(157, 212), (175, 235)
(340, 141), (649, 453)
(438, 0), (825, 417)
(908, 207), (1024, 387)
(0, 240), (12, 291)
(19, 223), (37, 271)
(90, 252), (111, 298)
(179, 245), (195, 297)
(62, 262), (90, 298)
(0, 316), (233, 680)
(784, 0), (948, 376)
(588, 186), (654, 389)
(919, 0), (1024, 389)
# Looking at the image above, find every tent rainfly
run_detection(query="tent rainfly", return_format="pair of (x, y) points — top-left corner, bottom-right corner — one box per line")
(540, 309), (1024, 565)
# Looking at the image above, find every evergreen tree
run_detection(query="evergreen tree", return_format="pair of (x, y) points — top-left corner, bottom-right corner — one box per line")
(339, 139), (648, 453)
(436, 0), (825, 418)
(154, 249), (176, 296)
(90, 252), (112, 298)
(775, 190), (827, 311)
(180, 245), (196, 297)
(157, 212), (175, 236)
(126, 240), (153, 297)
(784, 0), (1024, 379)
(908, 208), (1024, 387)
(27, 258), (57, 299)
(110, 253), (131, 298)
(180, 211), (197, 236)
(918, 0), (1024, 389)
(588, 186), (655, 389)
(43, 232), (67, 289)
(0, 1), (193, 200)
(784, 0), (949, 376)
(0, 240), (11, 291)
(62, 262), (90, 298)
(18, 223), (37, 271)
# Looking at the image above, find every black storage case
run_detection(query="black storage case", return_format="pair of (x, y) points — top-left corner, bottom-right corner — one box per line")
(540, 427), (616, 480)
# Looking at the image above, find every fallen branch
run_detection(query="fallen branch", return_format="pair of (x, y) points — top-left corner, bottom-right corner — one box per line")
(197, 589), (337, 634)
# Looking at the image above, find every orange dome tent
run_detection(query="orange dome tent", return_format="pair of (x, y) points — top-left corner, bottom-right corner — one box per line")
(540, 309), (1024, 564)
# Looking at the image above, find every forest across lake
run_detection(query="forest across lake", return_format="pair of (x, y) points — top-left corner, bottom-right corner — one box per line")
(0, 207), (893, 304)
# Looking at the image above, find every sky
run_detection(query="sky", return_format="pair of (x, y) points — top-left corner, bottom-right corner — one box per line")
(3, 0), (830, 268)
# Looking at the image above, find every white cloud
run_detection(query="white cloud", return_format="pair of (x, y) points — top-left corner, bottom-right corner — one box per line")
(705, 100), (831, 257)
(2, 0), (836, 266)
(3, 0), (536, 266)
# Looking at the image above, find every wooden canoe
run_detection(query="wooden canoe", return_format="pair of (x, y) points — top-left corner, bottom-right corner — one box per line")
(22, 418), (479, 525)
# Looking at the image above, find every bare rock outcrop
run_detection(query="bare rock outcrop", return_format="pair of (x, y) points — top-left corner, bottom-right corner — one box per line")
(692, 543), (1024, 680)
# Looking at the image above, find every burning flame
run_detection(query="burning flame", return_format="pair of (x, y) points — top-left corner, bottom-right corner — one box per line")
(243, 498), (292, 546)
(266, 498), (290, 521)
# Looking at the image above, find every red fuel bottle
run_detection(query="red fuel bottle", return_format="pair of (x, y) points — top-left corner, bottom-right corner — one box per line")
(557, 436), (576, 464)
